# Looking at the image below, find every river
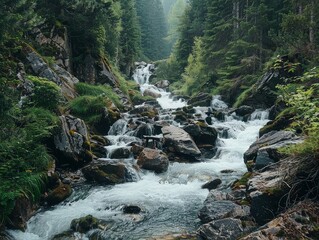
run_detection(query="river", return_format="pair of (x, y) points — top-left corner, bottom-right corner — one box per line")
(8, 63), (269, 240)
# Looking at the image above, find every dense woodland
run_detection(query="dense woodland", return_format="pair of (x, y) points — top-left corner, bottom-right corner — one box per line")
(0, 0), (319, 238)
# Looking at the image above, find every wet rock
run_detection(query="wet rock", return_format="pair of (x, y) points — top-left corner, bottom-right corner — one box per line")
(109, 147), (131, 159)
(129, 105), (158, 118)
(90, 135), (109, 159)
(143, 89), (161, 98)
(46, 183), (72, 206)
(235, 105), (255, 117)
(162, 125), (201, 161)
(7, 197), (35, 230)
(188, 93), (211, 107)
(137, 148), (169, 173)
(173, 110), (189, 124)
(133, 123), (154, 139)
(131, 144), (144, 158)
(82, 161), (132, 184)
(94, 106), (121, 135)
(152, 234), (197, 240)
(51, 231), (77, 240)
(183, 123), (218, 146)
(123, 205), (142, 214)
(70, 215), (99, 233)
(154, 80), (170, 89)
(197, 218), (245, 240)
(244, 131), (301, 164)
(198, 200), (250, 224)
(53, 115), (92, 167)
(202, 179), (222, 191)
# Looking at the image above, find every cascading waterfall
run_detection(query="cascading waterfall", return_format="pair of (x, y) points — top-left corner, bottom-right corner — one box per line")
(8, 64), (270, 240)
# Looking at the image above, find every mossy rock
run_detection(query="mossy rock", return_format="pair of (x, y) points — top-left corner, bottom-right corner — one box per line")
(46, 183), (72, 206)
(232, 172), (253, 189)
(70, 215), (99, 233)
(51, 231), (77, 240)
(259, 110), (295, 137)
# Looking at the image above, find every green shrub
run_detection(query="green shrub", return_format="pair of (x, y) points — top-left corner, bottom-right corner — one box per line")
(75, 82), (122, 108)
(27, 75), (61, 111)
(69, 95), (112, 125)
(0, 107), (57, 224)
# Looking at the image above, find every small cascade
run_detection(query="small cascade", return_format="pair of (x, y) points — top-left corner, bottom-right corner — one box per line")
(132, 63), (154, 85)
(250, 109), (270, 120)
(211, 95), (228, 111)
(108, 119), (128, 135)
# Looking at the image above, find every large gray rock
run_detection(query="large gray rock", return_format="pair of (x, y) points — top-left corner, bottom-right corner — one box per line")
(82, 161), (134, 185)
(54, 115), (92, 166)
(199, 200), (250, 224)
(247, 167), (284, 225)
(183, 124), (218, 146)
(26, 51), (78, 100)
(162, 125), (201, 161)
(137, 148), (169, 173)
(197, 218), (245, 240)
(244, 131), (302, 165)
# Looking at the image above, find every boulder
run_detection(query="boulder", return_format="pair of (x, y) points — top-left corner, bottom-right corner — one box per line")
(244, 131), (302, 164)
(131, 144), (144, 158)
(201, 179), (222, 191)
(123, 205), (142, 214)
(51, 231), (77, 240)
(188, 93), (211, 107)
(129, 105), (158, 118)
(90, 135), (109, 158)
(109, 147), (131, 159)
(45, 183), (72, 206)
(137, 148), (169, 173)
(154, 80), (170, 89)
(94, 106), (121, 135)
(235, 105), (255, 117)
(70, 215), (99, 233)
(82, 161), (133, 184)
(183, 123), (218, 146)
(197, 218), (245, 240)
(53, 115), (92, 167)
(162, 125), (201, 161)
(198, 200), (250, 224)
(173, 111), (189, 124)
(143, 89), (161, 98)
(247, 167), (284, 225)
(133, 123), (154, 139)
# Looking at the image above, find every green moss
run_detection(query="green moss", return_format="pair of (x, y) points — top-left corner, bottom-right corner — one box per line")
(233, 87), (253, 108)
(232, 172), (252, 189)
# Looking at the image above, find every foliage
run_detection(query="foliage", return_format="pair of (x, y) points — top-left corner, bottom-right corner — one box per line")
(27, 76), (62, 111)
(75, 82), (121, 108)
(68, 95), (112, 125)
(0, 106), (58, 224)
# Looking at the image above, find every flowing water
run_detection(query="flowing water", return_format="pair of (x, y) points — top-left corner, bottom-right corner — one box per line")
(8, 64), (269, 240)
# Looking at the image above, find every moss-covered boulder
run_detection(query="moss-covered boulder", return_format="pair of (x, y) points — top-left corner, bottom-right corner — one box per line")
(70, 215), (99, 233)
(183, 123), (218, 147)
(45, 183), (72, 206)
(82, 161), (133, 185)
